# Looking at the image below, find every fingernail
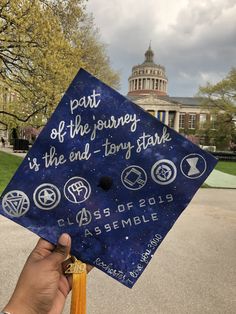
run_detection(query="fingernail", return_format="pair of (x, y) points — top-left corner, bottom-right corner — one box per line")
(59, 233), (70, 247)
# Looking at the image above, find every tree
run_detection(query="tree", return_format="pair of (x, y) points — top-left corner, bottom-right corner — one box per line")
(77, 14), (121, 87)
(198, 68), (236, 150)
(0, 0), (77, 128)
(0, 0), (120, 130)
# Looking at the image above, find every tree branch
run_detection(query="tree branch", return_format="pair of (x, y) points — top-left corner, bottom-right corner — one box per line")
(0, 105), (47, 122)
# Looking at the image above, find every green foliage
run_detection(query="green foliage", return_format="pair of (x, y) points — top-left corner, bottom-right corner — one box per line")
(197, 116), (236, 150)
(199, 68), (236, 114)
(0, 0), (120, 129)
(184, 129), (196, 136)
(198, 68), (236, 150)
(196, 121), (215, 146)
(213, 115), (236, 150)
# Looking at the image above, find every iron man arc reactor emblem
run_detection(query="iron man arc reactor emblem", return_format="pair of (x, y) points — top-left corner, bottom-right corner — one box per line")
(2, 190), (30, 217)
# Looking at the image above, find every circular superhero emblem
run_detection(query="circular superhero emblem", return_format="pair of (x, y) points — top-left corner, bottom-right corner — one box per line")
(33, 183), (61, 210)
(64, 177), (91, 204)
(151, 159), (177, 185)
(180, 153), (207, 179)
(121, 165), (147, 190)
(2, 190), (30, 217)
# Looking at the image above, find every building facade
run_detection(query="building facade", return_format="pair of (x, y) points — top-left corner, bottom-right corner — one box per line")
(127, 46), (212, 138)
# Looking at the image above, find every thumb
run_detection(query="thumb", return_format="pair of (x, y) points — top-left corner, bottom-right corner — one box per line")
(48, 233), (71, 265)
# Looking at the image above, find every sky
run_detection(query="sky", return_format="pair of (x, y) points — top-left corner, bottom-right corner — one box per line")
(86, 0), (236, 97)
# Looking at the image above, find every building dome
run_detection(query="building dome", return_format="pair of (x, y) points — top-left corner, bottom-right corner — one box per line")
(127, 45), (168, 97)
(144, 45), (154, 63)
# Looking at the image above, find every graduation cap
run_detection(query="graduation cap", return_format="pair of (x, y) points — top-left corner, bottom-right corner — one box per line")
(0, 69), (217, 288)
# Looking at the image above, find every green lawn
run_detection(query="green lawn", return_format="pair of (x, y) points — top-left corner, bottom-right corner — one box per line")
(215, 161), (236, 176)
(0, 151), (23, 194)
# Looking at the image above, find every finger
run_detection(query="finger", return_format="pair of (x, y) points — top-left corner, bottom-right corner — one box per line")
(30, 238), (55, 261)
(48, 233), (71, 266)
(86, 264), (93, 273)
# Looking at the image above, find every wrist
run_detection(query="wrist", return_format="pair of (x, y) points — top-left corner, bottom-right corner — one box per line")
(3, 300), (37, 314)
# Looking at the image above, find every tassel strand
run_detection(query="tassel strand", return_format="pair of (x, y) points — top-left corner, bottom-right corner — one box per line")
(65, 257), (87, 314)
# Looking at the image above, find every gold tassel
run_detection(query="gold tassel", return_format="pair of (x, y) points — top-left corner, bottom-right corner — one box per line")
(65, 256), (87, 314)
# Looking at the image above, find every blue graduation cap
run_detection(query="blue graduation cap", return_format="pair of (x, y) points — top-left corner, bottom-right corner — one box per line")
(0, 69), (217, 288)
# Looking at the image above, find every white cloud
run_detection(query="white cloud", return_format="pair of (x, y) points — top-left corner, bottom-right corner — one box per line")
(199, 71), (226, 85)
(86, 0), (236, 96)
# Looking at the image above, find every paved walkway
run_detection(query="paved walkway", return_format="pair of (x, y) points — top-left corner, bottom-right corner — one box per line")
(205, 169), (236, 188)
(0, 146), (27, 158)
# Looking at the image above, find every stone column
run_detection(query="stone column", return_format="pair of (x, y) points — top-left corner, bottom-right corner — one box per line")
(164, 110), (169, 126)
(174, 111), (180, 132)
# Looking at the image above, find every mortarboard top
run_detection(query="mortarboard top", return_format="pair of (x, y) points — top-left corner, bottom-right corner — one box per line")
(0, 68), (217, 288)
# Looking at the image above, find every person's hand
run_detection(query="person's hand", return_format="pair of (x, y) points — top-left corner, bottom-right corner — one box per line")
(3, 233), (73, 314)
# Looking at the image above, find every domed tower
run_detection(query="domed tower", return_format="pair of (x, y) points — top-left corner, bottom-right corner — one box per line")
(127, 45), (168, 97)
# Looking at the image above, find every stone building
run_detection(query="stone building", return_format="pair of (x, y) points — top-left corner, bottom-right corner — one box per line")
(127, 45), (212, 137)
